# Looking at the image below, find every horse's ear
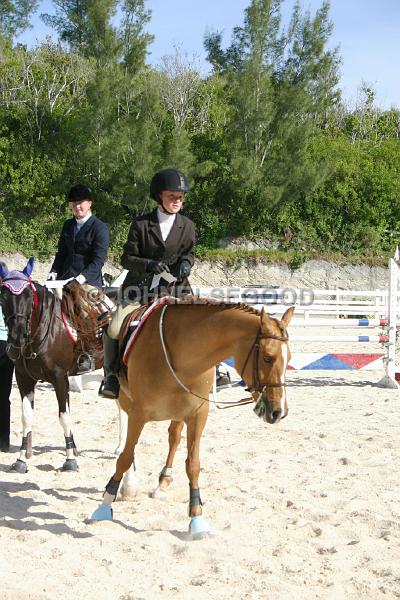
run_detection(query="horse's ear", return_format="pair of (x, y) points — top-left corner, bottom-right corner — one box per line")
(0, 261), (8, 280)
(281, 306), (295, 327)
(260, 306), (272, 329)
(23, 256), (35, 278)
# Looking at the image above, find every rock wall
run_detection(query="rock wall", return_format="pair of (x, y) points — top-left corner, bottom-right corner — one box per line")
(191, 259), (389, 291)
(1, 253), (390, 291)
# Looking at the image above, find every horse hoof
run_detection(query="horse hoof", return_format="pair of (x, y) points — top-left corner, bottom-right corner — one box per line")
(150, 486), (167, 500)
(62, 459), (78, 472)
(120, 485), (139, 499)
(10, 459), (28, 474)
(90, 504), (113, 521)
(188, 516), (212, 539)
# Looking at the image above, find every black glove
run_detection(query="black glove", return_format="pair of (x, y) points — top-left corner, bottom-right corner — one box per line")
(178, 260), (191, 279)
(63, 279), (80, 292)
(147, 260), (170, 275)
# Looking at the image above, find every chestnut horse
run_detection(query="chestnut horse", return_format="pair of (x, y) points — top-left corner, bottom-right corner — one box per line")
(91, 299), (294, 537)
(0, 258), (105, 473)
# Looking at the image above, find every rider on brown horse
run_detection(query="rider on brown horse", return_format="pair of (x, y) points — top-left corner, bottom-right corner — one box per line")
(47, 184), (109, 374)
(99, 168), (195, 399)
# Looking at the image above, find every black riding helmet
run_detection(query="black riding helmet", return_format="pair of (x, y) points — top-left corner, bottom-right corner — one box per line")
(68, 183), (93, 202)
(150, 168), (189, 202)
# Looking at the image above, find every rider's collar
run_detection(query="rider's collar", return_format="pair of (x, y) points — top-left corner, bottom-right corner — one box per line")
(75, 211), (92, 226)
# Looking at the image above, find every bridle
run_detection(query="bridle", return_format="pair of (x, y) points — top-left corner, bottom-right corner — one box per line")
(3, 280), (56, 361)
(239, 327), (289, 395)
(158, 305), (289, 407)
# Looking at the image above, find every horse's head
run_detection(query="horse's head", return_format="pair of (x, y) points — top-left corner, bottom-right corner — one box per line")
(241, 306), (294, 425)
(0, 257), (37, 358)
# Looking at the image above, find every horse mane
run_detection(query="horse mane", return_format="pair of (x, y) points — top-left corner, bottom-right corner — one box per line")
(174, 294), (262, 316)
(33, 280), (61, 310)
(64, 286), (104, 352)
(32, 282), (103, 357)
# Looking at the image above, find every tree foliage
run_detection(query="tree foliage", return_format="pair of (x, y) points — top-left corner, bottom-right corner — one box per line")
(0, 0), (38, 40)
(41, 0), (91, 54)
(0, 0), (399, 260)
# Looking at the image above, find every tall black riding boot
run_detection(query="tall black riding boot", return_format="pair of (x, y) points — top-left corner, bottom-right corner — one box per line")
(0, 349), (14, 451)
(98, 332), (120, 399)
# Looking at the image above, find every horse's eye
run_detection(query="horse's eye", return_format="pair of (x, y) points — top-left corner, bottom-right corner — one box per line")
(263, 356), (274, 364)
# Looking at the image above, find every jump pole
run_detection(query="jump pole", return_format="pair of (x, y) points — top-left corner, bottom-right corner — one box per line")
(217, 259), (399, 387)
(290, 335), (389, 343)
(290, 318), (388, 327)
(287, 258), (398, 387)
(378, 258), (399, 389)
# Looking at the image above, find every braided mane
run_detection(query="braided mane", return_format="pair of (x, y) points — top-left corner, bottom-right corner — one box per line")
(175, 294), (262, 316)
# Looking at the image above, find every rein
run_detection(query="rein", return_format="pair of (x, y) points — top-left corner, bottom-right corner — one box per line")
(158, 304), (289, 409)
(23, 290), (56, 360)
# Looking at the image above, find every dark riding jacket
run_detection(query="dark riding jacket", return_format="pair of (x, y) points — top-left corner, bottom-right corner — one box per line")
(51, 215), (109, 287)
(120, 208), (195, 302)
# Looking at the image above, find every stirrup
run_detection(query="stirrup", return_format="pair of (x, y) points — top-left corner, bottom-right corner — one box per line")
(76, 353), (96, 375)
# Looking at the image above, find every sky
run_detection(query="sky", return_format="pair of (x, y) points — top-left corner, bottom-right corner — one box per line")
(16, 0), (400, 109)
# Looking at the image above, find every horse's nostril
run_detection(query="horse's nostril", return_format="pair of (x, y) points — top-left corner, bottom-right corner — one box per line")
(271, 408), (282, 421)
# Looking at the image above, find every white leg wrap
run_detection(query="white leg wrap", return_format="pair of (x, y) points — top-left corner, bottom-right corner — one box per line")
(21, 396), (33, 436)
(160, 466), (173, 478)
(102, 491), (115, 506)
(19, 396), (33, 461)
(59, 410), (75, 459)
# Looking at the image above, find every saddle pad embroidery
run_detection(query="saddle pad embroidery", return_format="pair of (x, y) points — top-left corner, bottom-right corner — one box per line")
(61, 311), (78, 344)
(123, 296), (173, 365)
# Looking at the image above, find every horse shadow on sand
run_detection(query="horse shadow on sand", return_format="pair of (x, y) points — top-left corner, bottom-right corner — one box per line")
(0, 480), (95, 538)
(88, 515), (205, 542)
(1, 441), (116, 464)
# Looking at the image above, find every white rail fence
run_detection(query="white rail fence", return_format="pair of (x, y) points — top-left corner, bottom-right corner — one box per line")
(76, 261), (400, 391)
(194, 286), (396, 320)
(196, 259), (400, 389)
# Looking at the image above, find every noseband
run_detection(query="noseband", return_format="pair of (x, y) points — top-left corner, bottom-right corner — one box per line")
(240, 328), (289, 395)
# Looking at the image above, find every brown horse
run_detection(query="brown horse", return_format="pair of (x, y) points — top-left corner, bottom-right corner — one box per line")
(91, 299), (294, 537)
(0, 258), (106, 473)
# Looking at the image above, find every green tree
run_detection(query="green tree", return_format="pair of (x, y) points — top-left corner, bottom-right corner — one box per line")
(203, 0), (341, 241)
(109, 0), (156, 214)
(0, 0), (38, 40)
(0, 41), (91, 142)
(72, 0), (160, 235)
(41, 0), (91, 53)
(120, 0), (152, 74)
